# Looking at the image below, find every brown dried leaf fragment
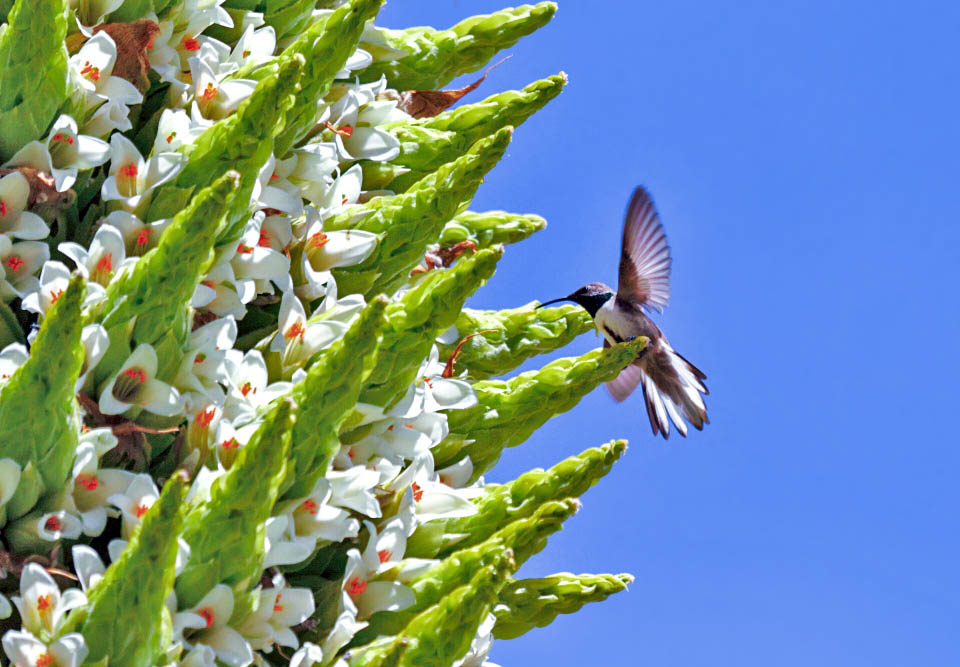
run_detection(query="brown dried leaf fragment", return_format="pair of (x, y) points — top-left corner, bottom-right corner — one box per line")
(94, 19), (161, 93)
(0, 167), (73, 210)
(398, 56), (512, 119)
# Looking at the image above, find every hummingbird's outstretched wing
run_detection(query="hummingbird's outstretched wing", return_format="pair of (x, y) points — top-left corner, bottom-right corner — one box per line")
(617, 186), (671, 313)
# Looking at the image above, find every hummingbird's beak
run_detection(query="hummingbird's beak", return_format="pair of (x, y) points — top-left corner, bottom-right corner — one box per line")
(536, 297), (572, 309)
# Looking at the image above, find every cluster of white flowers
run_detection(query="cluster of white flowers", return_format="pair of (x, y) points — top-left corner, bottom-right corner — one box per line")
(0, 1), (503, 665)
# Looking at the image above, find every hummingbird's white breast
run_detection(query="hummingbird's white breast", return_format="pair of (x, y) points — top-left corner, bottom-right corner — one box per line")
(595, 297), (634, 345)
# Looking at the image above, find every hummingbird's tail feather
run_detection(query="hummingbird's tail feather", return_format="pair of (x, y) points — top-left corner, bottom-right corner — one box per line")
(632, 341), (709, 439)
(605, 362), (644, 403)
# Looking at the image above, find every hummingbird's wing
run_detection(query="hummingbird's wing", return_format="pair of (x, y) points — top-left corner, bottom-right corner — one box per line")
(616, 186), (672, 313)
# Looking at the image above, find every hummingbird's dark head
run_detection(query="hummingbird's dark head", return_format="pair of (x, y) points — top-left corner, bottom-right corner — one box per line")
(537, 282), (615, 317)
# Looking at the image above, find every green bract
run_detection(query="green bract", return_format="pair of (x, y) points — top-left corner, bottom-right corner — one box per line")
(0, 2), (641, 664)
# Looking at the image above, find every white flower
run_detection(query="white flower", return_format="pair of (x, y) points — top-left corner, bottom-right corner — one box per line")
(0, 344), (28, 384)
(101, 210), (172, 257)
(452, 613), (501, 667)
(175, 584), (253, 667)
(341, 521), (416, 620)
(289, 642), (326, 667)
(222, 349), (291, 424)
(253, 155), (302, 215)
(303, 229), (377, 277)
(228, 24), (276, 70)
(101, 133), (184, 213)
(154, 108), (208, 155)
(4, 116), (109, 192)
(262, 514), (316, 569)
(212, 418), (259, 468)
(327, 82), (403, 162)
(189, 56), (256, 120)
(11, 563), (86, 639)
(107, 473), (160, 539)
(0, 171), (49, 240)
(320, 610), (367, 664)
(36, 511), (84, 542)
(71, 440), (136, 535)
(174, 317), (236, 404)
(68, 31), (142, 134)
(99, 343), (183, 416)
(77, 324), (110, 391)
(59, 223), (130, 286)
(229, 214), (292, 292)
(281, 477), (361, 545)
(237, 574), (315, 650)
(408, 345), (478, 413)
(0, 237), (50, 299)
(327, 466), (382, 519)
(70, 545), (106, 594)
(1, 631), (88, 667)
(301, 163), (363, 213)
(388, 454), (479, 528)
(270, 291), (349, 371)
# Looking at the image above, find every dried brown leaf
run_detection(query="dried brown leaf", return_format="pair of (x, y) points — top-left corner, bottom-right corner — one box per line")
(94, 19), (161, 93)
(398, 56), (512, 119)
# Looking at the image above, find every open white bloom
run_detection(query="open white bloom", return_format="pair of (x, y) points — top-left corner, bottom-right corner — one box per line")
(301, 163), (363, 213)
(326, 79), (404, 162)
(228, 24), (276, 71)
(103, 210), (172, 257)
(0, 345), (27, 387)
(11, 564), (86, 639)
(154, 108), (208, 155)
(237, 573), (315, 651)
(71, 545), (106, 594)
(101, 133), (184, 213)
(68, 32), (142, 134)
(189, 56), (256, 121)
(175, 584), (253, 667)
(222, 349), (292, 424)
(230, 214), (292, 293)
(5, 116), (110, 192)
(327, 465), (382, 518)
(22, 261), (104, 320)
(77, 324), (110, 390)
(388, 454), (479, 531)
(282, 477), (361, 545)
(270, 291), (349, 370)
(303, 227), (377, 278)
(174, 317), (237, 404)
(341, 520), (416, 620)
(262, 514), (315, 569)
(99, 343), (183, 416)
(0, 237), (50, 300)
(289, 642), (327, 667)
(0, 171), (50, 240)
(212, 418), (259, 469)
(1, 631), (88, 667)
(71, 440), (136, 535)
(59, 223), (131, 286)
(253, 155), (302, 215)
(452, 613), (501, 667)
(107, 473), (160, 539)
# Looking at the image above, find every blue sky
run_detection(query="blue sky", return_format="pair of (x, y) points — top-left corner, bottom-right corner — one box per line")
(379, 3), (960, 665)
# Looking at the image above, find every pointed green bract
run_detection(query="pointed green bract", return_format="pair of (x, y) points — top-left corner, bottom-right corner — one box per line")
(273, 0), (385, 155)
(328, 128), (513, 298)
(348, 550), (516, 667)
(438, 210), (546, 250)
(0, 274), (84, 517)
(438, 303), (594, 380)
(359, 246), (502, 408)
(75, 472), (188, 664)
(376, 75), (566, 192)
(411, 441), (627, 559)
(358, 3), (557, 90)
(279, 298), (387, 501)
(493, 572), (634, 640)
(176, 399), (294, 608)
(0, 0), (69, 161)
(434, 340), (645, 474)
(146, 56), (303, 243)
(95, 172), (240, 359)
(363, 498), (577, 639)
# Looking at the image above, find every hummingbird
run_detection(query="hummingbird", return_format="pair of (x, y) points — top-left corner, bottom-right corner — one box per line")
(538, 186), (708, 438)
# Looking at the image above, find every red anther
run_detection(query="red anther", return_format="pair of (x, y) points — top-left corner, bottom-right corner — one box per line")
(198, 607), (215, 628)
(135, 503), (149, 518)
(123, 367), (147, 383)
(135, 229), (151, 246)
(80, 61), (100, 81)
(378, 549), (393, 563)
(4, 255), (24, 272)
(237, 243), (254, 254)
(120, 163), (138, 178)
(411, 482), (424, 502)
(346, 577), (367, 596)
(309, 231), (329, 248)
(44, 516), (62, 532)
(76, 473), (99, 490)
(181, 36), (201, 51)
